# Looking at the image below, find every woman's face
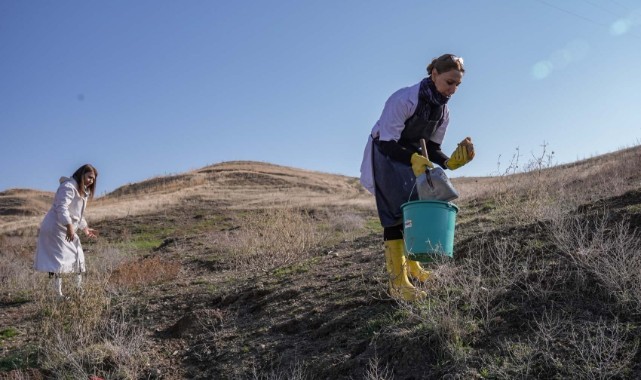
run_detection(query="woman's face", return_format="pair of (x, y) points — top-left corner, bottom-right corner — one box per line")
(83, 171), (96, 187)
(431, 69), (463, 97)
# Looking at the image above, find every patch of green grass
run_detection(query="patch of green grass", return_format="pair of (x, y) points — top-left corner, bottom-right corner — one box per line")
(0, 327), (18, 340)
(364, 309), (411, 336)
(193, 214), (233, 232)
(273, 257), (322, 277)
(480, 200), (498, 212)
(365, 217), (383, 234)
(129, 236), (165, 250)
(191, 279), (210, 286)
(123, 225), (176, 251)
(1, 291), (32, 305)
(0, 345), (37, 371)
(625, 204), (641, 213)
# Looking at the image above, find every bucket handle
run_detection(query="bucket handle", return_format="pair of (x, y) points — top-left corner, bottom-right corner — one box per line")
(420, 139), (434, 189)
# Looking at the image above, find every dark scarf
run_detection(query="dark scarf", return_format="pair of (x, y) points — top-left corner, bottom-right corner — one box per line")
(419, 76), (449, 106)
(398, 76), (449, 150)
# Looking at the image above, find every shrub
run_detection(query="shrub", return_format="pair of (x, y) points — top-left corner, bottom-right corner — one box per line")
(220, 207), (333, 274)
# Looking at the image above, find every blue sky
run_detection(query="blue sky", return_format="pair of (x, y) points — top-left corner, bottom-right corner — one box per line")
(2, 1), (640, 195)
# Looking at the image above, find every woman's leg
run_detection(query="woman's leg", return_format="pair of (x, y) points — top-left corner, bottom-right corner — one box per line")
(383, 225), (425, 301)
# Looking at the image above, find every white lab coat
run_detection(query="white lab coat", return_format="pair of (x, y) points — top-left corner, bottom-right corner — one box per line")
(33, 177), (88, 273)
(359, 82), (449, 194)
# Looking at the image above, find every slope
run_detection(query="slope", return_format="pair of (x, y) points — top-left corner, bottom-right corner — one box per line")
(2, 146), (641, 379)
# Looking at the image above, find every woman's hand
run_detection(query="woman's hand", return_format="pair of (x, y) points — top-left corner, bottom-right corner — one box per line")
(410, 153), (434, 176)
(83, 227), (99, 239)
(65, 224), (75, 242)
(446, 137), (475, 170)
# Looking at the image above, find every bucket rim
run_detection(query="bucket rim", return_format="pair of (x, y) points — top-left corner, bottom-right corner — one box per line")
(401, 200), (459, 211)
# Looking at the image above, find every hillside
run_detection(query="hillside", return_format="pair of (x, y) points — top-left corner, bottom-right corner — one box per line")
(0, 161), (372, 234)
(2, 146), (641, 379)
(0, 189), (54, 234)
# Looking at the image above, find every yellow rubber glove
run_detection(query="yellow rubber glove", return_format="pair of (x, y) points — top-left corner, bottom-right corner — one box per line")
(446, 137), (475, 170)
(410, 153), (434, 176)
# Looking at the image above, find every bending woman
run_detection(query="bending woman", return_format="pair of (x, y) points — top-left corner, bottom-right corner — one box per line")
(34, 164), (99, 297)
(360, 54), (475, 301)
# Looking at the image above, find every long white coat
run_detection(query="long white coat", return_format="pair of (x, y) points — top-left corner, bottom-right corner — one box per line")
(33, 177), (88, 273)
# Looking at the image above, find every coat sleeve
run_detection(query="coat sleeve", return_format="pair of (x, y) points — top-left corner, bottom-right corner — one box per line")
(377, 88), (416, 142)
(54, 183), (75, 226)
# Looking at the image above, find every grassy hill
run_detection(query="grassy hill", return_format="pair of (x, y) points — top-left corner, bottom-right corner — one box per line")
(1, 147), (641, 379)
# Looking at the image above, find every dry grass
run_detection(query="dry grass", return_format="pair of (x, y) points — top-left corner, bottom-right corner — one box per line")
(364, 353), (394, 380)
(0, 236), (168, 378)
(109, 256), (181, 289)
(553, 213), (641, 314)
(1, 161), (376, 378)
(250, 360), (308, 380)
(399, 236), (530, 372)
(394, 144), (641, 378)
(454, 143), (641, 225)
(220, 207), (351, 274)
(0, 235), (40, 303)
(34, 268), (151, 379)
(3, 151), (641, 378)
(1, 161), (375, 234)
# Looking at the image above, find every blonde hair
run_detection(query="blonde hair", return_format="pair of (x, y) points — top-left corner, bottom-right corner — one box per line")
(427, 54), (465, 75)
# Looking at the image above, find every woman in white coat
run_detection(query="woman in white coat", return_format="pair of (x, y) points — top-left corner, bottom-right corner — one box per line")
(34, 164), (99, 297)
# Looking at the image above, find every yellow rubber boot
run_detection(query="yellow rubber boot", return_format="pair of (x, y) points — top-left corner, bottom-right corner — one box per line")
(407, 260), (431, 282)
(384, 239), (426, 301)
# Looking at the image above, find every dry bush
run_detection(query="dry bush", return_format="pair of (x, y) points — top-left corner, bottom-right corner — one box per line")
(457, 237), (530, 332)
(459, 143), (641, 227)
(1, 213), (169, 377)
(0, 235), (41, 302)
(397, 237), (530, 374)
(478, 338), (536, 379)
(478, 310), (638, 379)
(35, 273), (111, 347)
(364, 352), (394, 380)
(565, 319), (638, 380)
(39, 304), (149, 379)
(220, 207), (333, 273)
(34, 260), (151, 379)
(454, 143), (568, 226)
(529, 311), (637, 379)
(553, 214), (641, 314)
(89, 242), (130, 276)
(330, 211), (368, 238)
(109, 255), (181, 289)
(250, 360), (308, 380)
(0, 369), (44, 380)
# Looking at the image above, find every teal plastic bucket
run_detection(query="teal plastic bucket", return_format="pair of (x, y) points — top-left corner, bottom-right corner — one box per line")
(401, 200), (459, 262)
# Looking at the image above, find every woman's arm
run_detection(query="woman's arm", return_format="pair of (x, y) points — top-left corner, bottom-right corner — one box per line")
(426, 140), (449, 168)
(54, 183), (75, 226)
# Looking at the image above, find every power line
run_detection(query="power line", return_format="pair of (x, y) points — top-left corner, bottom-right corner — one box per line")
(580, 0), (622, 18)
(534, 0), (610, 28)
(605, 0), (631, 12)
(533, 0), (641, 39)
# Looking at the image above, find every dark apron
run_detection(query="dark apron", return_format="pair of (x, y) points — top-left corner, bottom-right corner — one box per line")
(372, 142), (418, 227)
